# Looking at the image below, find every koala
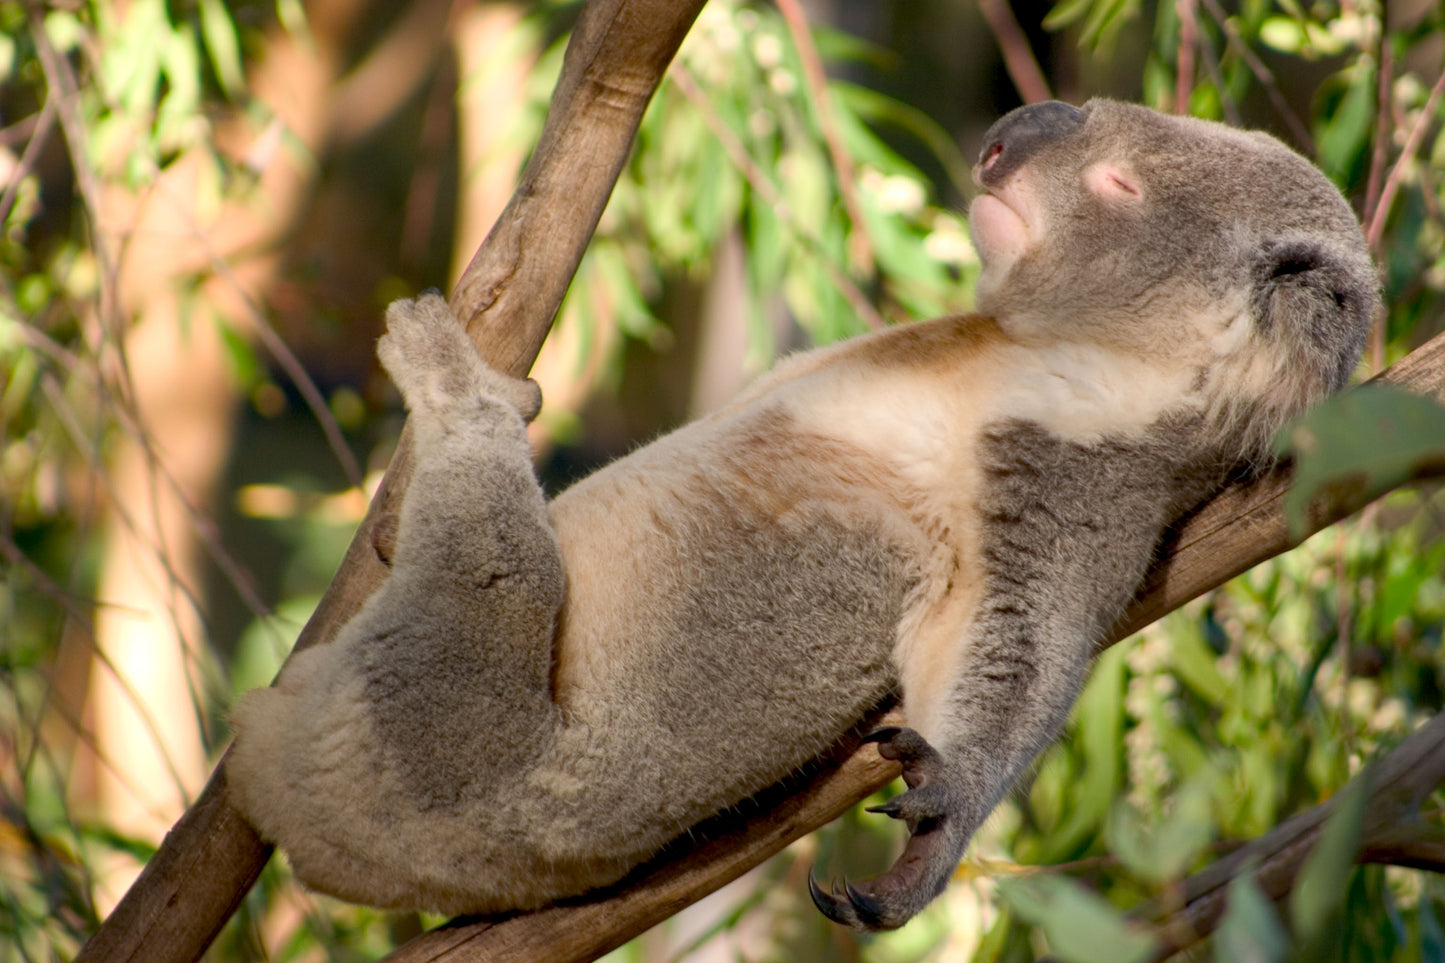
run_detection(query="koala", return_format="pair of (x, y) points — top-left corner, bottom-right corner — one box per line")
(227, 99), (1376, 931)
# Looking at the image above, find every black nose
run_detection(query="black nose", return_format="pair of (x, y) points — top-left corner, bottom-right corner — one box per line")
(976, 101), (1085, 187)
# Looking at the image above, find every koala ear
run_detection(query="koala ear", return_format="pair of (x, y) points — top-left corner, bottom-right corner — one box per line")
(1253, 237), (1376, 395)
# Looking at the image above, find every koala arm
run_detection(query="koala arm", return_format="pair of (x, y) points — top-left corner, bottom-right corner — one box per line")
(813, 421), (1192, 929)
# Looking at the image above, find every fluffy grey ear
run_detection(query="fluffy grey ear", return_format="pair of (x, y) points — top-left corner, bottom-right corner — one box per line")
(1253, 237), (1376, 396)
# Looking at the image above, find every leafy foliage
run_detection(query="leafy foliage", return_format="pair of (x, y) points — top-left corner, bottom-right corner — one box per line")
(1281, 386), (1445, 536)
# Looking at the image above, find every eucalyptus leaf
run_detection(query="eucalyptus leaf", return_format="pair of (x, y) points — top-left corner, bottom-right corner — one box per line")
(1314, 62), (1374, 183)
(198, 0), (245, 98)
(1279, 385), (1445, 537)
(1214, 867), (1289, 963)
(1288, 767), (1369, 942)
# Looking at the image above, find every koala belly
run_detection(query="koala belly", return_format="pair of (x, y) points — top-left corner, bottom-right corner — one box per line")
(517, 453), (923, 886)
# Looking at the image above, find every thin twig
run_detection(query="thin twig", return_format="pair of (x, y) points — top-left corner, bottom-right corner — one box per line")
(1365, 69), (1445, 253)
(977, 0), (1051, 104)
(670, 63), (887, 331)
(14, 320), (277, 635)
(1200, 0), (1313, 149)
(0, 97), (56, 227)
(1364, 32), (1396, 373)
(1175, 0), (1198, 114)
(26, 6), (128, 382)
(1193, 17), (1241, 127)
(37, 376), (215, 794)
(775, 0), (873, 276)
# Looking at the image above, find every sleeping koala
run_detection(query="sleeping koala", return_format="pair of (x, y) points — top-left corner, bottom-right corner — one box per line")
(228, 99), (1376, 930)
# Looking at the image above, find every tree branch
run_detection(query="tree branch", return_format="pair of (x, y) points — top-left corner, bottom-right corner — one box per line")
(75, 3), (706, 961)
(977, 0), (1051, 105)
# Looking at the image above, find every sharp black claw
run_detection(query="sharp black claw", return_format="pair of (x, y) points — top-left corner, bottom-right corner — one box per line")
(807, 868), (855, 924)
(844, 881), (888, 928)
(866, 798), (903, 818)
(861, 726), (902, 745)
(808, 867), (895, 930)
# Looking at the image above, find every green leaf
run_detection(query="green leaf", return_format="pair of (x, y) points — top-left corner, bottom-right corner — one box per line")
(1288, 768), (1369, 942)
(1314, 61), (1375, 183)
(1166, 617), (1229, 706)
(1258, 16), (1347, 57)
(275, 0), (310, 42)
(1214, 867), (1289, 963)
(997, 875), (1157, 963)
(1045, 0), (1143, 51)
(1042, 645), (1125, 859)
(0, 27), (16, 77)
(102, 0), (167, 117)
(42, 10), (84, 53)
(156, 24), (202, 153)
(1279, 385), (1445, 536)
(198, 0), (245, 98)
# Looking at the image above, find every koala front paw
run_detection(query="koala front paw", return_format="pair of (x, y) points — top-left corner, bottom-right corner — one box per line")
(808, 727), (973, 930)
(377, 293), (542, 422)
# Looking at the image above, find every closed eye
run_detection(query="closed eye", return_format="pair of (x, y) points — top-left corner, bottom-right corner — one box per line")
(1084, 163), (1142, 203)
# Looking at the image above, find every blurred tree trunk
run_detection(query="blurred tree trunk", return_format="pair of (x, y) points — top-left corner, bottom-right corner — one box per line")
(82, 0), (368, 909)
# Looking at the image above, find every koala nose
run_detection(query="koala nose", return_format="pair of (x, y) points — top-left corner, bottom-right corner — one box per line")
(976, 101), (1086, 187)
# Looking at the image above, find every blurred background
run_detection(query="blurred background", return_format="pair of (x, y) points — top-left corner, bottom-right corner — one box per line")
(2, 0), (1444, 959)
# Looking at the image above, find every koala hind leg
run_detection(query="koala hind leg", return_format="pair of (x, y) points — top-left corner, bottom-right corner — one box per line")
(362, 294), (565, 803)
(228, 294), (567, 912)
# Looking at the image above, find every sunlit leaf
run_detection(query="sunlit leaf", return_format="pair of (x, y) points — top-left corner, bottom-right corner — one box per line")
(42, 10), (84, 53)
(276, 0), (310, 43)
(198, 0), (245, 98)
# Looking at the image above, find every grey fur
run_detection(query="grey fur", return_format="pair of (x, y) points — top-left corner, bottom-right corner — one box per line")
(227, 100), (1377, 930)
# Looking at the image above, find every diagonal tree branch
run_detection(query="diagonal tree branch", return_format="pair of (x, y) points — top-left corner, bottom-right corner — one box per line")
(75, 3), (707, 961)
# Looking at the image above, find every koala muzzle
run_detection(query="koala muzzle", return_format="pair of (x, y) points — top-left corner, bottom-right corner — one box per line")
(976, 101), (1085, 187)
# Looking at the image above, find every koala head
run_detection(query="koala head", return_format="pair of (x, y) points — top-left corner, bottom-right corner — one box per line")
(969, 99), (1378, 455)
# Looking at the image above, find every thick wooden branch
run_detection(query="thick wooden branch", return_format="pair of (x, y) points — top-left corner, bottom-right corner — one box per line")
(388, 712), (904, 963)
(384, 332), (1445, 963)
(75, 3), (705, 961)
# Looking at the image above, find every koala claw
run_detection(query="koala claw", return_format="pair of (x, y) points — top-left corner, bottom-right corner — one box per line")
(864, 727), (946, 801)
(808, 726), (963, 930)
(808, 870), (890, 930)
